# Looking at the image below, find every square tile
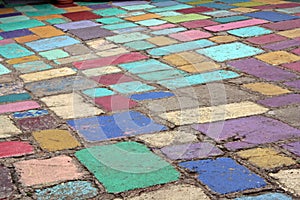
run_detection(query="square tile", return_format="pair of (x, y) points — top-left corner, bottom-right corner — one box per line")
(179, 158), (267, 194)
(255, 51), (300, 65)
(110, 81), (156, 94)
(245, 11), (299, 22)
(75, 142), (179, 193)
(0, 43), (34, 59)
(243, 82), (290, 96)
(228, 26), (272, 37)
(62, 11), (99, 21)
(197, 42), (264, 62)
(69, 26), (114, 41)
(29, 25), (64, 38)
(67, 111), (167, 141)
(94, 95), (137, 111)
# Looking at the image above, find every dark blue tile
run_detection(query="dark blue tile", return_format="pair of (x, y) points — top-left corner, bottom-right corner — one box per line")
(0, 12), (22, 18)
(0, 29), (32, 39)
(245, 11), (299, 22)
(130, 91), (174, 101)
(179, 157), (267, 194)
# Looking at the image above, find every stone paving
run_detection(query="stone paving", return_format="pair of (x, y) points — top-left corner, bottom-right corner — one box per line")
(0, 0), (299, 199)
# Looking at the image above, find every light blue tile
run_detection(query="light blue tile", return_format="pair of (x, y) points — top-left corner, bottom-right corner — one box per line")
(137, 19), (166, 26)
(110, 81), (156, 94)
(235, 193), (292, 200)
(119, 59), (173, 74)
(106, 32), (150, 43)
(157, 11), (182, 16)
(118, 11), (146, 18)
(148, 4), (192, 13)
(0, 63), (11, 75)
(0, 15), (30, 23)
(25, 9), (65, 17)
(102, 22), (138, 30)
(93, 8), (127, 16)
(122, 4), (155, 10)
(39, 49), (69, 60)
(0, 43), (34, 59)
(13, 109), (49, 119)
(124, 40), (155, 50)
(113, 27), (147, 34)
(148, 39), (215, 56)
(158, 70), (240, 89)
(15, 5), (37, 12)
(138, 69), (187, 81)
(25, 36), (80, 52)
(202, 10), (239, 18)
(0, 19), (45, 31)
(151, 27), (186, 35)
(83, 88), (115, 98)
(96, 17), (125, 24)
(197, 42), (264, 62)
(13, 61), (52, 73)
(214, 16), (250, 23)
(130, 91), (174, 101)
(228, 26), (272, 37)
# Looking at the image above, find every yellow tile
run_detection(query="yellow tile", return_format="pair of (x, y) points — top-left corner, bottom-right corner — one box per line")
(237, 148), (296, 169)
(230, 7), (259, 13)
(209, 35), (238, 43)
(163, 54), (189, 66)
(278, 28), (300, 39)
(187, 0), (212, 5)
(64, 6), (91, 13)
(256, 51), (300, 65)
(20, 67), (76, 83)
(243, 82), (290, 96)
(0, 8), (15, 14)
(147, 36), (177, 46)
(125, 13), (161, 22)
(163, 52), (212, 67)
(159, 101), (268, 126)
(6, 55), (40, 65)
(29, 25), (64, 38)
(252, 0), (286, 4)
(14, 35), (40, 43)
(179, 62), (220, 73)
(33, 14), (64, 20)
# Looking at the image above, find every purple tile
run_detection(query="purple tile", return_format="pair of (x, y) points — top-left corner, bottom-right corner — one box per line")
(281, 141), (300, 156)
(88, 4), (112, 9)
(263, 39), (300, 50)
(0, 29), (32, 39)
(258, 94), (300, 107)
(161, 142), (223, 160)
(69, 26), (114, 40)
(112, 1), (149, 6)
(227, 58), (296, 81)
(246, 33), (287, 45)
(0, 12), (22, 18)
(254, 2), (300, 10)
(285, 80), (300, 90)
(16, 115), (58, 132)
(0, 166), (14, 199)
(55, 20), (100, 31)
(262, 19), (300, 31)
(192, 116), (300, 150)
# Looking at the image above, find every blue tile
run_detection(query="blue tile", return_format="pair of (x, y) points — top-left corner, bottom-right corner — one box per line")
(13, 109), (49, 119)
(214, 16), (250, 23)
(122, 4), (155, 10)
(25, 36), (80, 52)
(124, 40), (155, 50)
(153, 1), (180, 7)
(0, 43), (34, 59)
(119, 59), (173, 74)
(0, 29), (32, 39)
(0, 19), (45, 31)
(137, 19), (167, 26)
(151, 27), (186, 35)
(13, 61), (52, 73)
(83, 88), (115, 98)
(130, 91), (174, 101)
(228, 26), (272, 37)
(148, 39), (215, 56)
(197, 42), (264, 62)
(0, 63), (11, 75)
(218, 0), (250, 3)
(67, 111), (168, 141)
(102, 22), (138, 30)
(110, 81), (156, 94)
(157, 11), (182, 16)
(137, 69), (187, 81)
(148, 4), (192, 13)
(245, 11), (299, 22)
(0, 93), (31, 104)
(179, 157), (267, 194)
(235, 193), (292, 200)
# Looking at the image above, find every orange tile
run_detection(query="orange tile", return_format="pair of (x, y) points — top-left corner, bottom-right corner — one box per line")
(0, 8), (16, 15)
(29, 26), (64, 38)
(125, 13), (161, 22)
(64, 6), (91, 13)
(15, 35), (40, 43)
(6, 55), (40, 65)
(33, 14), (64, 20)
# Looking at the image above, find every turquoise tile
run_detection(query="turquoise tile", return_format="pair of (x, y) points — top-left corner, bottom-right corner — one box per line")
(137, 19), (166, 26)
(0, 19), (45, 31)
(106, 32), (150, 43)
(40, 49), (69, 60)
(122, 4), (155, 10)
(0, 15), (30, 24)
(25, 9), (65, 17)
(138, 69), (188, 81)
(0, 64), (11, 75)
(124, 40), (155, 50)
(148, 39), (215, 56)
(151, 27), (186, 35)
(0, 36), (3, 40)
(13, 61), (52, 73)
(33, 4), (56, 10)
(0, 43), (34, 59)
(158, 70), (240, 89)
(119, 59), (173, 74)
(15, 5), (37, 12)
(157, 11), (182, 16)
(113, 27), (147, 34)
(0, 93), (31, 104)
(118, 11), (146, 18)
(93, 8), (127, 16)
(83, 88), (115, 98)
(102, 22), (138, 30)
(148, 4), (192, 13)
(46, 18), (67, 25)
(26, 36), (80, 51)
(228, 26), (272, 37)
(96, 17), (125, 24)
(214, 16), (250, 23)
(197, 42), (264, 62)
(110, 81), (156, 94)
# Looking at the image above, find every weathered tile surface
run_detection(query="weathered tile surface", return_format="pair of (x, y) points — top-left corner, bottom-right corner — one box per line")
(0, 166), (14, 199)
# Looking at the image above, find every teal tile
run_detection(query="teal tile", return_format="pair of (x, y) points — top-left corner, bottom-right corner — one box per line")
(39, 49), (69, 60)
(148, 4), (192, 13)
(46, 18), (67, 25)
(0, 43), (34, 59)
(158, 70), (240, 89)
(93, 8), (127, 16)
(228, 26), (272, 37)
(83, 88), (115, 98)
(0, 15), (30, 24)
(0, 19), (45, 31)
(0, 93), (31, 104)
(124, 40), (155, 50)
(26, 36), (80, 51)
(151, 27), (186, 35)
(0, 36), (3, 40)
(148, 39), (215, 56)
(157, 11), (182, 16)
(214, 16), (250, 23)
(102, 22), (138, 30)
(119, 59), (173, 74)
(33, 4), (56, 10)
(137, 19), (166, 26)
(118, 11), (146, 18)
(0, 64), (11, 75)
(110, 81), (156, 94)
(25, 9), (65, 17)
(96, 17), (125, 24)
(122, 4), (155, 10)
(15, 5), (37, 12)
(138, 69), (187, 81)
(197, 42), (264, 62)
(13, 61), (52, 73)
(107, 32), (150, 43)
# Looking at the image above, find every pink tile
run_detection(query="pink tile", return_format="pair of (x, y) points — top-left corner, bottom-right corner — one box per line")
(0, 141), (34, 158)
(253, 3), (300, 9)
(149, 23), (176, 30)
(204, 19), (268, 32)
(282, 61), (300, 72)
(292, 47), (300, 55)
(0, 101), (40, 114)
(92, 73), (135, 85)
(0, 39), (14, 46)
(246, 34), (287, 45)
(180, 19), (218, 29)
(177, 6), (214, 14)
(94, 95), (137, 111)
(73, 52), (148, 70)
(262, 19), (300, 31)
(170, 30), (212, 41)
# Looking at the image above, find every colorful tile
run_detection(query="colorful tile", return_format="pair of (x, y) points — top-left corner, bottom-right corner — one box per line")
(0, 93), (31, 104)
(269, 169), (300, 195)
(13, 109), (49, 119)
(93, 8), (127, 16)
(110, 81), (156, 94)
(246, 33), (287, 45)
(228, 26), (272, 37)
(0, 115), (21, 138)
(92, 73), (135, 85)
(162, 13), (210, 23)
(204, 19), (267, 32)
(0, 166), (14, 199)
(83, 87), (115, 98)
(94, 94), (137, 111)
(245, 11), (299, 22)
(0, 141), (33, 158)
(130, 91), (174, 101)
(0, 29), (32, 39)
(0, 43), (34, 59)
(62, 11), (99, 21)
(16, 115), (58, 132)
(124, 40), (155, 50)
(0, 100), (40, 114)
(106, 32), (150, 43)
(256, 51), (300, 65)
(0, 19), (45, 31)
(170, 30), (212, 41)
(282, 141), (300, 157)
(119, 59), (173, 74)
(69, 26), (115, 41)
(0, 64), (11, 75)
(236, 193), (292, 200)
(55, 20), (99, 31)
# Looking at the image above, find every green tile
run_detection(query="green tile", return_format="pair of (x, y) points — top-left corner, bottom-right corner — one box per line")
(39, 49), (69, 60)
(0, 19), (45, 31)
(46, 18), (67, 25)
(102, 22), (138, 30)
(162, 13), (210, 23)
(93, 8), (127, 16)
(124, 40), (155, 50)
(0, 43), (34, 59)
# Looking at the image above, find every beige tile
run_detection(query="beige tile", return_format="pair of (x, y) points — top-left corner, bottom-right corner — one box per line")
(256, 51), (300, 65)
(243, 82), (290, 96)
(147, 36), (177, 46)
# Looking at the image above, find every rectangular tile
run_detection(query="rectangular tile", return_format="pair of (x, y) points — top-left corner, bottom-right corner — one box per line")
(162, 13), (210, 23)
(106, 32), (150, 43)
(119, 59), (173, 74)
(25, 36), (80, 51)
(0, 101), (40, 114)
(0, 19), (45, 31)
(0, 43), (34, 59)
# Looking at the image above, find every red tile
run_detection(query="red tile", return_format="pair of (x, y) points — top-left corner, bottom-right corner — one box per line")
(62, 11), (100, 21)
(177, 6), (214, 14)
(246, 34), (287, 45)
(0, 141), (34, 158)
(54, 3), (76, 8)
(94, 95), (138, 111)
(180, 19), (218, 29)
(282, 61), (300, 72)
(73, 52), (148, 70)
(92, 73), (135, 85)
